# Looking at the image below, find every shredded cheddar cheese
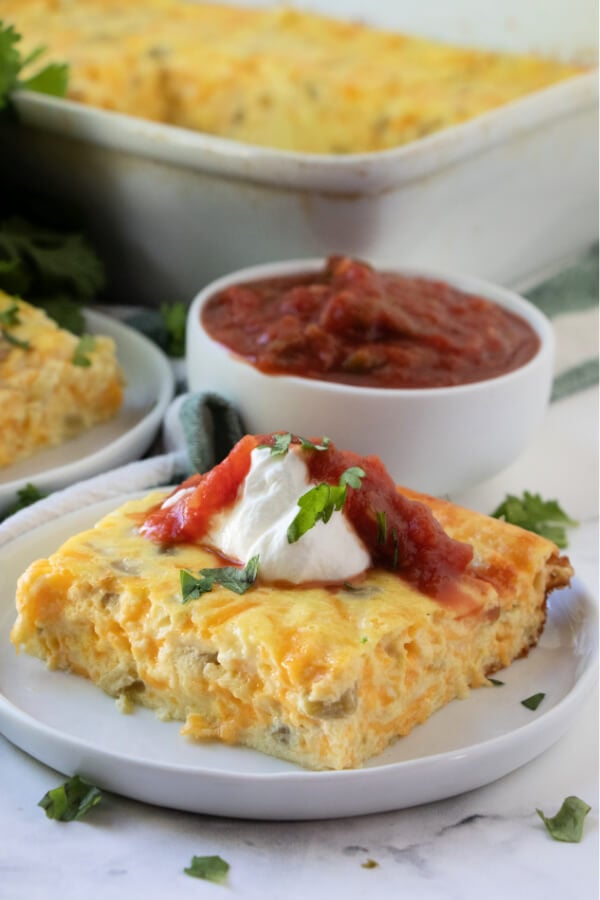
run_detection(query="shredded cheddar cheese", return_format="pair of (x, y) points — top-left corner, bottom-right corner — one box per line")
(11, 488), (572, 770)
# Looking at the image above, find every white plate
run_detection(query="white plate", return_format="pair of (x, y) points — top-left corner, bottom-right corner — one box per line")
(0, 498), (597, 821)
(0, 311), (174, 514)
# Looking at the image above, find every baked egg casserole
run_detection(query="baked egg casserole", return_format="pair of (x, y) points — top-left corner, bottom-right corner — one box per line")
(11, 434), (573, 770)
(1, 0), (585, 154)
(0, 291), (124, 468)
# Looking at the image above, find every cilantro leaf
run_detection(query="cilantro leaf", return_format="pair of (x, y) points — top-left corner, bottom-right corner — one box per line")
(159, 302), (187, 357)
(184, 855), (229, 884)
(180, 555), (259, 602)
(259, 432), (293, 456)
(0, 300), (20, 326)
(491, 491), (578, 548)
(0, 22), (21, 109)
(287, 466), (365, 543)
(340, 466), (365, 489)
(36, 295), (86, 334)
(72, 333), (96, 367)
(0, 218), (105, 301)
(258, 433), (331, 456)
(521, 692), (545, 710)
(537, 796), (591, 842)
(488, 678), (504, 686)
(298, 435), (331, 452)
(20, 62), (68, 98)
(38, 775), (102, 822)
(376, 510), (387, 544)
(0, 482), (45, 522)
(0, 20), (69, 109)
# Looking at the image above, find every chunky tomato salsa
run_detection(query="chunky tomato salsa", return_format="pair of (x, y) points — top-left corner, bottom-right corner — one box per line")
(201, 256), (540, 388)
(142, 433), (473, 600)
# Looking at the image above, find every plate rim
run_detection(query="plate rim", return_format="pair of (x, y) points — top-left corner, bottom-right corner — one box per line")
(0, 496), (597, 818)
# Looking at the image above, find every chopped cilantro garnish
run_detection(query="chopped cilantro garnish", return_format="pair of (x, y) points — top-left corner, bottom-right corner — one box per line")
(259, 432), (293, 456)
(287, 466), (365, 543)
(0, 300), (20, 326)
(180, 555), (259, 602)
(491, 492), (578, 548)
(160, 301), (187, 357)
(537, 796), (591, 842)
(376, 510), (387, 544)
(72, 333), (96, 366)
(184, 855), (230, 884)
(521, 692), (545, 710)
(361, 858), (379, 869)
(0, 20), (68, 111)
(258, 433), (331, 456)
(38, 775), (102, 821)
(0, 216), (105, 332)
(0, 482), (45, 521)
(488, 678), (505, 686)
(19, 59), (68, 97)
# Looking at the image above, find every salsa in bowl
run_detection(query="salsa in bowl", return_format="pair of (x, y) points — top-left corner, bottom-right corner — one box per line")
(186, 257), (554, 495)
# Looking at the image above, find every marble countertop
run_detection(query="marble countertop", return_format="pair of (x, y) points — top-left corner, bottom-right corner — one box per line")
(0, 259), (598, 899)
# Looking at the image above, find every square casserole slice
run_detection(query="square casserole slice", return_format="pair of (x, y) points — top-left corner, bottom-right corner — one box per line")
(0, 292), (124, 468)
(11, 488), (572, 770)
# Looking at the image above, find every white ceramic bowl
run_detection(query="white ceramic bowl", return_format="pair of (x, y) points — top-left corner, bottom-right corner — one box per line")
(186, 259), (554, 495)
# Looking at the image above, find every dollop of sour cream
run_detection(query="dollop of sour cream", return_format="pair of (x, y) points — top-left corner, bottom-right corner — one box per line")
(202, 445), (370, 584)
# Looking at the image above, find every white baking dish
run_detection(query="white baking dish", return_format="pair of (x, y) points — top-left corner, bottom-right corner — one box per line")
(1, 0), (597, 306)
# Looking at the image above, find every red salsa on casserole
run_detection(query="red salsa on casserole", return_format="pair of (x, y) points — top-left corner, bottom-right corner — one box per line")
(142, 433), (474, 599)
(201, 256), (540, 388)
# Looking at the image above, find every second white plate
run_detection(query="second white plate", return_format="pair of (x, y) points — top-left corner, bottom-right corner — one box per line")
(0, 497), (597, 821)
(0, 310), (174, 513)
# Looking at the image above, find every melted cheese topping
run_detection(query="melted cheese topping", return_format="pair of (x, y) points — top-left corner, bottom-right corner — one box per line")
(11, 488), (572, 770)
(3, 0), (585, 153)
(0, 291), (124, 467)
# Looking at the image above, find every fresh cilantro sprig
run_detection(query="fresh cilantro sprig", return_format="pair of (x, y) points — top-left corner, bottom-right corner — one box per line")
(0, 482), (45, 521)
(287, 466), (365, 543)
(0, 216), (106, 333)
(0, 20), (68, 111)
(491, 491), (578, 548)
(0, 300), (20, 326)
(125, 303), (188, 358)
(0, 299), (30, 347)
(184, 855), (230, 884)
(258, 433), (331, 457)
(38, 775), (102, 822)
(72, 333), (96, 367)
(180, 555), (259, 602)
(537, 796), (591, 842)
(160, 302), (187, 357)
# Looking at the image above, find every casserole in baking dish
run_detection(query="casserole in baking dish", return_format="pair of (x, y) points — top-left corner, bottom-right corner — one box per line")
(1, 0), (585, 154)
(1, 0), (596, 299)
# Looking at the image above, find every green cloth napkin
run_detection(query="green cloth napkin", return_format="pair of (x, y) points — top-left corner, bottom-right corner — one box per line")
(525, 244), (598, 402)
(178, 392), (246, 474)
